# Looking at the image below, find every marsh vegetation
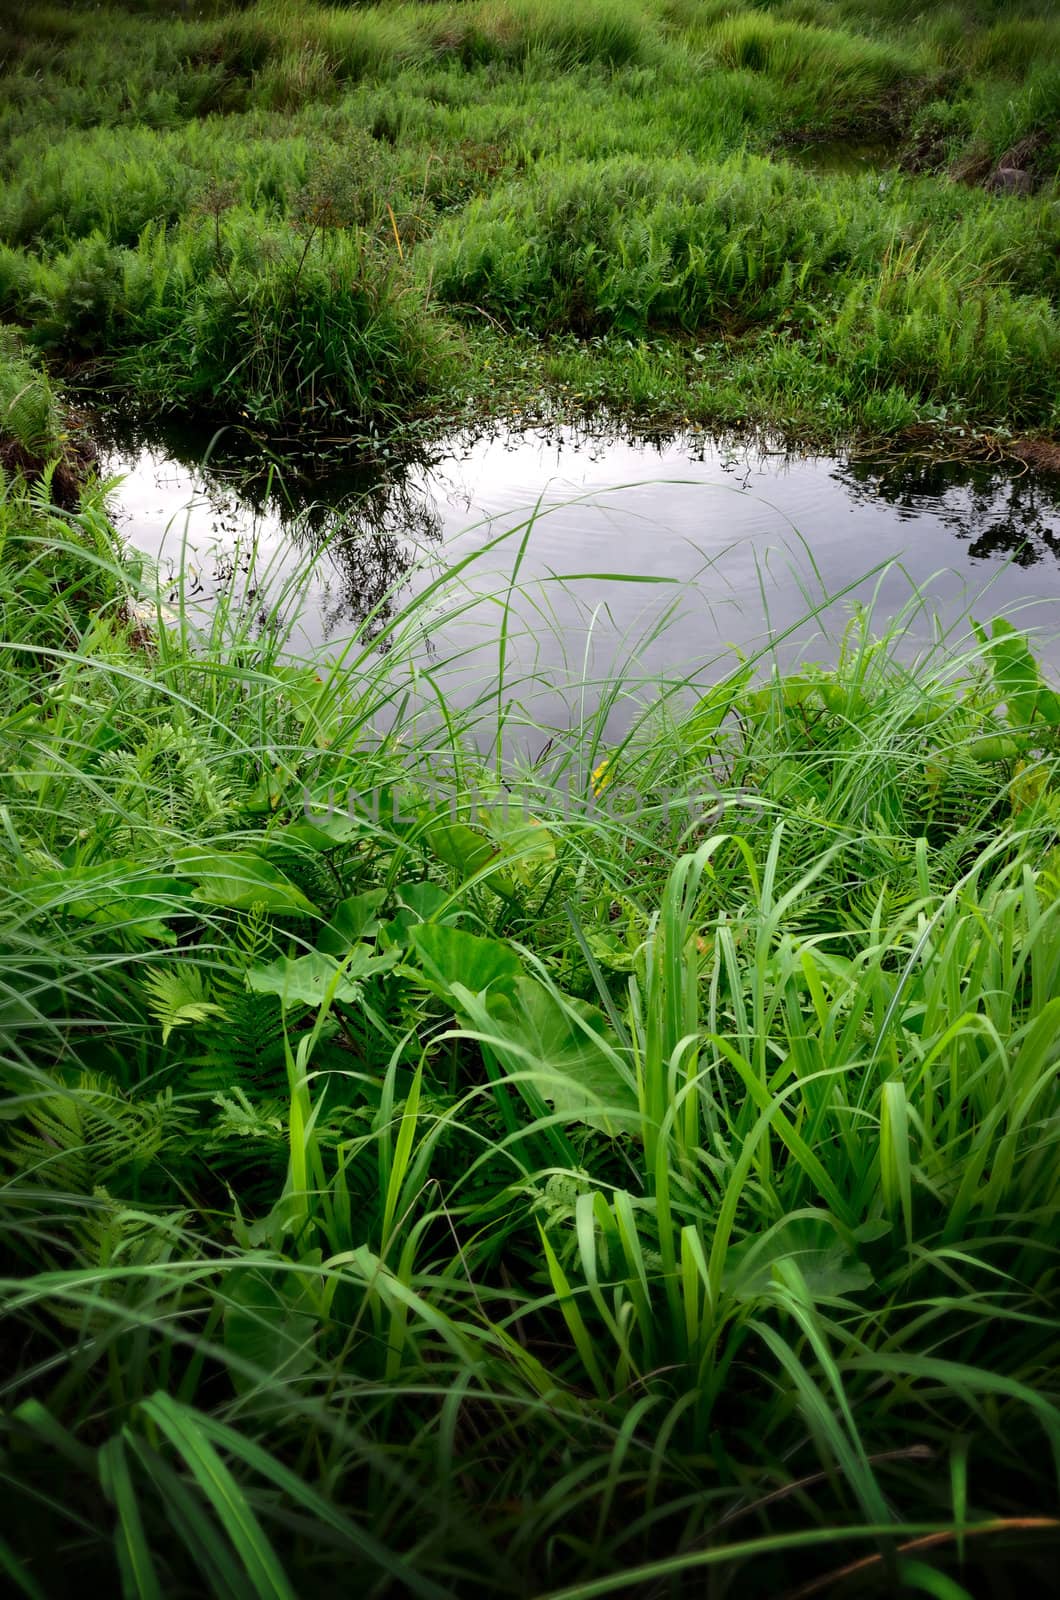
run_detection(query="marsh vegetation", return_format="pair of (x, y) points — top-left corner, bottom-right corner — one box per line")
(1, 4), (1059, 1598)
(0, 0), (1058, 445)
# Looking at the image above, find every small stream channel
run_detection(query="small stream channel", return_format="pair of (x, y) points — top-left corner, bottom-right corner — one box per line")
(101, 422), (1060, 734)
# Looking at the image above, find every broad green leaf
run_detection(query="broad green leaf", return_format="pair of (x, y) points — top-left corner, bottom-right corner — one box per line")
(724, 1215), (872, 1303)
(478, 810), (556, 882)
(1036, 685), (1060, 727)
(988, 619), (1045, 726)
(317, 889), (387, 954)
(177, 849), (318, 916)
(485, 977), (638, 1134)
(247, 947), (397, 1009)
(1011, 761), (1050, 815)
(223, 1265), (318, 1391)
(408, 923), (522, 998)
(965, 732), (1023, 762)
(818, 680), (867, 718)
(280, 817), (364, 850)
(17, 862), (188, 942)
(379, 882), (462, 947)
(425, 822), (499, 882)
(396, 881), (453, 921)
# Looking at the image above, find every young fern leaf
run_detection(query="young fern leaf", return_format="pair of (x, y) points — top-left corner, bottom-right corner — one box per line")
(141, 965), (223, 1045)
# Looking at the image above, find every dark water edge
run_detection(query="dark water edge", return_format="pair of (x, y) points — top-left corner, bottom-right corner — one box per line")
(787, 138), (895, 174)
(96, 414), (1060, 736)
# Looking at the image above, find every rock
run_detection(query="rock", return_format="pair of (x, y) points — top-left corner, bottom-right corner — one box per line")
(985, 166), (1035, 196)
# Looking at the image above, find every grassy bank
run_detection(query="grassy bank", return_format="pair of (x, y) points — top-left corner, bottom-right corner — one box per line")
(0, 1), (1058, 447)
(2, 435), (1060, 1592)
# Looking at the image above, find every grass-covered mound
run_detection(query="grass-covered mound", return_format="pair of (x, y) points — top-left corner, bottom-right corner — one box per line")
(0, 1), (1057, 444)
(428, 153), (1060, 426)
(1, 458), (1058, 1594)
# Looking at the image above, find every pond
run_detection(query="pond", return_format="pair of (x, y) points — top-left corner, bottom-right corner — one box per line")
(786, 139), (893, 175)
(101, 422), (1060, 736)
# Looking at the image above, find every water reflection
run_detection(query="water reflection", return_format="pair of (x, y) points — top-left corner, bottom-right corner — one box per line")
(834, 456), (1060, 568)
(312, 473), (443, 648)
(786, 139), (893, 175)
(95, 413), (443, 647)
(98, 415), (1060, 692)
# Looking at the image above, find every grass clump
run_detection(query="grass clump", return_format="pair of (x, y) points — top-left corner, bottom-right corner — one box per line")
(0, 328), (63, 462)
(1, 1), (1057, 445)
(0, 325), (93, 499)
(4, 210), (452, 431)
(0, 451), (1059, 1593)
(428, 153), (1060, 428)
(703, 9), (931, 136)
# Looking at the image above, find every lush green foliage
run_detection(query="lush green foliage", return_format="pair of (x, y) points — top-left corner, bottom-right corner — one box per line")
(428, 153), (1060, 425)
(1, 462), (1059, 1594)
(0, 1), (1057, 441)
(1, 4), (1059, 1592)
(0, 330), (63, 463)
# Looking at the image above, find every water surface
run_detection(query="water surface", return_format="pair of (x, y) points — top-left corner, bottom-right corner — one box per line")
(103, 425), (1060, 734)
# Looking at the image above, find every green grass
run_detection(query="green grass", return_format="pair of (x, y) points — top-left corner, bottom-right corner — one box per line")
(1, 445), (1059, 1594)
(0, 1), (1057, 445)
(1, 12), (1060, 1583)
(0, 327), (93, 499)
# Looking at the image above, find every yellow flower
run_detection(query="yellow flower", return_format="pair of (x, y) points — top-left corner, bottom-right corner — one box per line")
(591, 756), (614, 797)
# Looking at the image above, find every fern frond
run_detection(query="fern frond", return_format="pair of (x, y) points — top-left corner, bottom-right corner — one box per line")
(2, 1073), (192, 1196)
(141, 965), (223, 1044)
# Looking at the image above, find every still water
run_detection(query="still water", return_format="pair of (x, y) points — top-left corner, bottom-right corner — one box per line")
(103, 424), (1060, 732)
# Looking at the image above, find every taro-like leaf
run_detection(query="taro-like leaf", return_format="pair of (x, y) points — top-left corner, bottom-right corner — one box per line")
(408, 923), (522, 998)
(223, 1263), (318, 1391)
(281, 811), (366, 850)
(381, 882), (460, 949)
(425, 822), (500, 882)
(478, 811), (556, 883)
(482, 977), (638, 1134)
(317, 889), (387, 954)
(397, 881), (453, 921)
(989, 619), (1046, 726)
(724, 1214), (873, 1304)
(248, 947), (396, 1009)
(177, 849), (318, 916)
(17, 861), (189, 943)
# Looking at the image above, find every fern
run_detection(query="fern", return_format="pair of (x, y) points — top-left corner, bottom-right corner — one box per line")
(141, 965), (223, 1044)
(0, 357), (61, 459)
(2, 1073), (192, 1198)
(182, 911), (290, 1097)
(95, 721), (236, 840)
